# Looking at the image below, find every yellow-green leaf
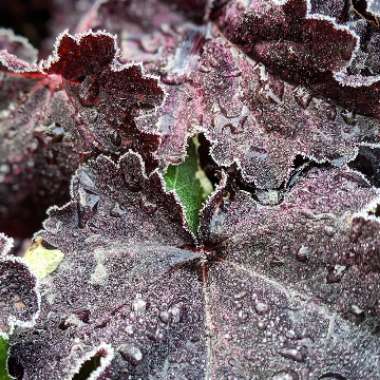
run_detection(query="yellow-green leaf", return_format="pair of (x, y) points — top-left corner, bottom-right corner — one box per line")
(23, 238), (64, 280)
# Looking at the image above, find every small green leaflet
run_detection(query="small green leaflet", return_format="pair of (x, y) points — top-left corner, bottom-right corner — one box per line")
(0, 338), (10, 380)
(164, 139), (213, 233)
(23, 237), (64, 280)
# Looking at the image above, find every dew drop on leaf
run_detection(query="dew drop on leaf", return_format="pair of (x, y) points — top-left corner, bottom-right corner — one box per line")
(272, 369), (300, 380)
(326, 265), (347, 284)
(296, 245), (310, 263)
(254, 300), (269, 315)
(132, 296), (147, 316)
(278, 346), (307, 363)
(169, 303), (183, 323)
(110, 202), (126, 217)
(118, 344), (143, 365)
(159, 310), (170, 324)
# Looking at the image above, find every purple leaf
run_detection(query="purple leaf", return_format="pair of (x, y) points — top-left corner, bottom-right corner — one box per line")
(212, 0), (357, 82)
(9, 152), (205, 379)
(211, 0), (380, 118)
(138, 35), (380, 189)
(0, 28), (37, 64)
(0, 30), (163, 236)
(201, 166), (380, 322)
(2, 2), (380, 378)
(0, 233), (39, 337)
(78, 0), (191, 71)
(8, 156), (380, 379)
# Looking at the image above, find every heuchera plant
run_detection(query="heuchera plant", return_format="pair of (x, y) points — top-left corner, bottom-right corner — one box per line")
(0, 0), (380, 379)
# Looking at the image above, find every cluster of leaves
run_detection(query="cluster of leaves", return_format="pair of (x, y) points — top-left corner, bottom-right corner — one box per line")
(0, 0), (380, 379)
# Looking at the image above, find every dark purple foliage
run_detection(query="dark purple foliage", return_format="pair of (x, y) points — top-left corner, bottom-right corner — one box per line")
(0, 0), (380, 379)
(8, 155), (380, 379)
(0, 233), (39, 336)
(0, 29), (163, 237)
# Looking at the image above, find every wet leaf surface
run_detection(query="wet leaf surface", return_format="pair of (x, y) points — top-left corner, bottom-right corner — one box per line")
(0, 1), (380, 379)
(6, 155), (380, 379)
(0, 29), (163, 236)
(0, 233), (39, 338)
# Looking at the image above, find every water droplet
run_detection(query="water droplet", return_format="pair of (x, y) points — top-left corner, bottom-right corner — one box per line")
(256, 190), (283, 206)
(169, 303), (183, 323)
(159, 310), (170, 324)
(272, 369), (300, 380)
(237, 309), (249, 321)
(279, 347), (306, 362)
(154, 327), (165, 341)
(125, 325), (134, 335)
(46, 122), (65, 142)
(132, 296), (147, 315)
(326, 265), (346, 283)
(0, 164), (10, 182)
(350, 304), (365, 322)
(351, 304), (363, 315)
(257, 320), (267, 330)
(296, 245), (310, 262)
(233, 291), (247, 300)
(254, 301), (269, 315)
(0, 164), (10, 175)
(324, 225), (335, 236)
(118, 344), (143, 365)
(110, 202), (126, 217)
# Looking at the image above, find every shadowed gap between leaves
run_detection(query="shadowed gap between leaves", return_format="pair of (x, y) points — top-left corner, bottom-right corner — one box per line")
(72, 353), (102, 380)
(0, 0), (52, 48)
(7, 355), (23, 380)
(349, 146), (380, 187)
(319, 373), (347, 380)
(8, 350), (104, 380)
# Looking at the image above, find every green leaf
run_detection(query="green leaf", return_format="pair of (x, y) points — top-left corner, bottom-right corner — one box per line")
(0, 338), (10, 380)
(164, 139), (213, 233)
